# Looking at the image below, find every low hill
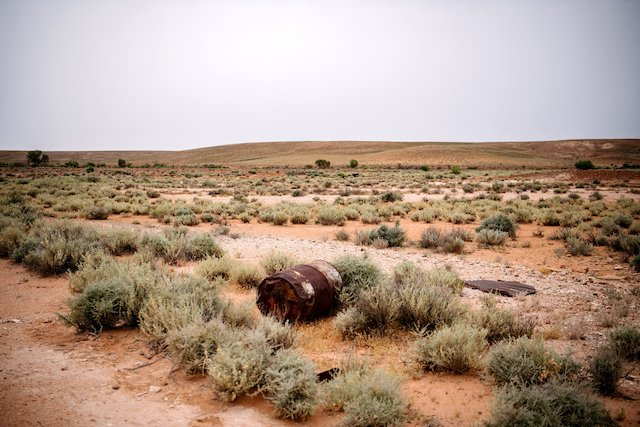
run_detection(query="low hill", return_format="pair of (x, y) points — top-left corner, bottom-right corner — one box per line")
(1, 139), (638, 168)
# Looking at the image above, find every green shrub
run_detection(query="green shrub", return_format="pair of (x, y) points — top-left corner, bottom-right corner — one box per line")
(589, 346), (623, 396)
(476, 229), (508, 247)
(263, 349), (318, 420)
(146, 189), (160, 198)
(486, 337), (580, 387)
(260, 251), (298, 275)
(575, 160), (595, 170)
(255, 315), (297, 352)
(565, 237), (593, 256)
(206, 331), (273, 401)
(232, 263), (264, 289)
(335, 230), (350, 241)
(471, 297), (535, 344)
(423, 267), (464, 292)
(316, 206), (346, 226)
(485, 382), (616, 427)
(100, 227), (139, 256)
(23, 221), (100, 275)
(66, 278), (137, 332)
(396, 278), (465, 332)
(139, 275), (223, 344)
(380, 191), (403, 203)
(187, 233), (224, 260)
(84, 205), (109, 220)
(332, 254), (384, 305)
(334, 284), (400, 338)
(477, 214), (517, 238)
(414, 323), (488, 373)
(166, 320), (230, 374)
(0, 225), (26, 258)
(323, 360), (407, 427)
(609, 325), (640, 361)
(196, 255), (235, 282)
(368, 224), (406, 248)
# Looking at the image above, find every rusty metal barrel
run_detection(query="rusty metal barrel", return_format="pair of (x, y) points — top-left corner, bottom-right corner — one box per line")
(256, 260), (343, 322)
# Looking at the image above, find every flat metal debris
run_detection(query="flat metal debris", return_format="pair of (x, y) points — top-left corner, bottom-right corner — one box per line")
(464, 280), (536, 297)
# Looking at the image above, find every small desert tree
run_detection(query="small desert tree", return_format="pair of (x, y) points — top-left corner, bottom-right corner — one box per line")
(315, 159), (331, 169)
(117, 158), (127, 168)
(575, 160), (595, 170)
(349, 159), (358, 168)
(26, 150), (49, 167)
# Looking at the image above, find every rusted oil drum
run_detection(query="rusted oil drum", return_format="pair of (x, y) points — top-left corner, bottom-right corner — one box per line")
(256, 260), (343, 322)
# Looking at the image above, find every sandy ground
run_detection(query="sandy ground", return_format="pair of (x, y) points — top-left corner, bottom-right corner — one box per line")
(2, 216), (640, 426)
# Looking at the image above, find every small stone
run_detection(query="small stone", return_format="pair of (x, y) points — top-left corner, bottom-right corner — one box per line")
(149, 385), (162, 393)
(112, 384), (120, 390)
(61, 366), (68, 371)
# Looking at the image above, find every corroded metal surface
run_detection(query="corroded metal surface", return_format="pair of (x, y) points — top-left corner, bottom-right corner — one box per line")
(256, 260), (342, 322)
(464, 280), (536, 297)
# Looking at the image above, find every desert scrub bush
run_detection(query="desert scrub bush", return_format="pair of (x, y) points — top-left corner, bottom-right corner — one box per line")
(66, 277), (138, 332)
(139, 275), (223, 344)
(187, 232), (224, 260)
(100, 227), (139, 255)
(263, 349), (318, 420)
(414, 323), (488, 373)
(195, 255), (235, 282)
(589, 345), (623, 396)
(332, 254), (384, 304)
(609, 325), (640, 361)
(231, 262), (264, 289)
(68, 251), (159, 296)
(334, 284), (400, 338)
(485, 382), (616, 427)
(166, 319), (230, 374)
(323, 360), (407, 427)
(255, 315), (297, 352)
(84, 205), (109, 220)
(206, 331), (273, 401)
(396, 278), (465, 332)
(470, 297), (535, 344)
(565, 236), (593, 256)
(0, 225), (27, 258)
(477, 214), (517, 238)
(260, 251), (298, 275)
(335, 230), (349, 241)
(288, 205), (310, 224)
(486, 337), (580, 387)
(575, 159), (596, 170)
(368, 223), (406, 247)
(379, 191), (403, 203)
(476, 229), (508, 247)
(316, 205), (346, 226)
(410, 208), (438, 223)
(23, 220), (100, 275)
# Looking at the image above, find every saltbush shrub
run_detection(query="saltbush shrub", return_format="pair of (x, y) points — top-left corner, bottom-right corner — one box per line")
(332, 254), (384, 305)
(486, 337), (580, 386)
(471, 297), (535, 344)
(66, 278), (137, 332)
(323, 360), (407, 427)
(414, 323), (488, 373)
(206, 332), (273, 401)
(609, 325), (640, 361)
(316, 206), (346, 226)
(166, 319), (230, 374)
(263, 349), (318, 420)
(23, 221), (100, 275)
(485, 382), (616, 427)
(589, 346), (623, 396)
(476, 229), (508, 247)
(260, 251), (298, 275)
(477, 214), (517, 238)
(334, 284), (400, 338)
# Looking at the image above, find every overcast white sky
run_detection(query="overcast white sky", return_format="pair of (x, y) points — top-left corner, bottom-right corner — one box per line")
(1, 0), (639, 151)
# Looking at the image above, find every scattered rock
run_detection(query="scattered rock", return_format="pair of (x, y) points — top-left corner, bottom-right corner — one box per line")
(112, 384), (120, 390)
(149, 385), (162, 393)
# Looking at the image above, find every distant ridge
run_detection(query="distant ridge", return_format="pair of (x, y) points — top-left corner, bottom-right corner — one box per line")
(1, 139), (638, 168)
